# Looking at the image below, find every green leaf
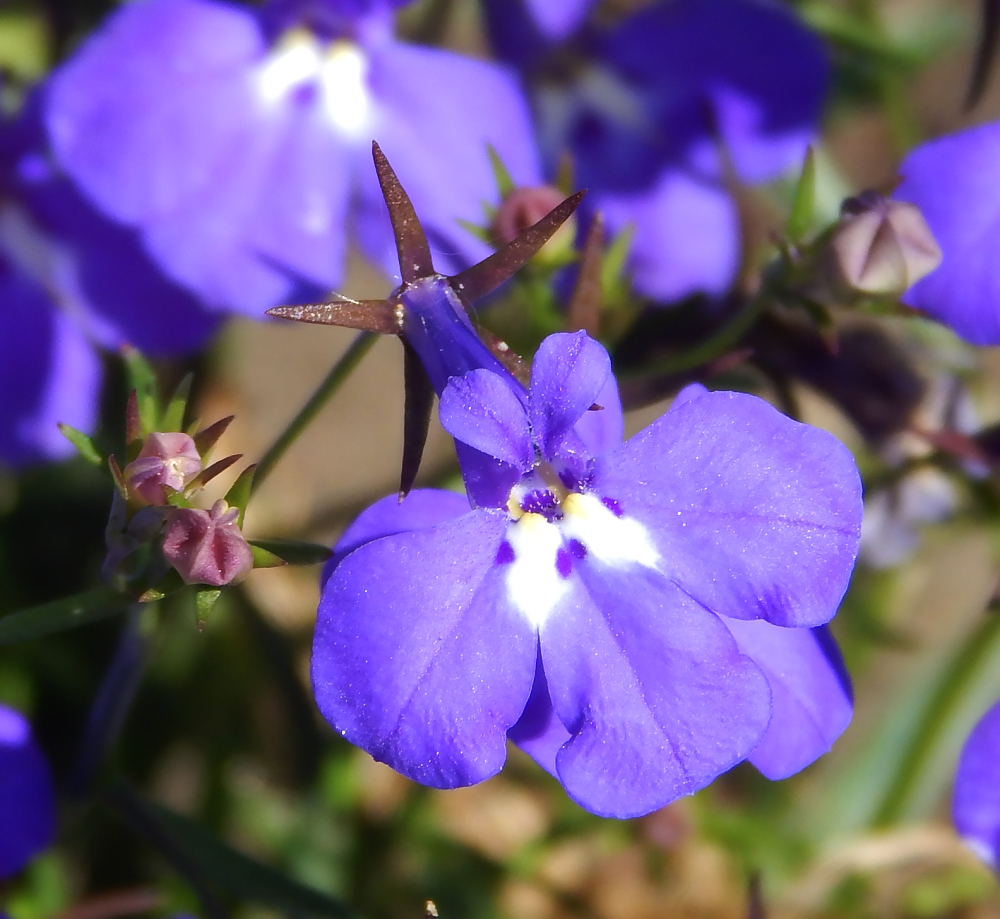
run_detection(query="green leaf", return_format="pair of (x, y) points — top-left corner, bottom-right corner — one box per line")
(0, 588), (131, 644)
(486, 144), (514, 197)
(108, 782), (357, 919)
(161, 373), (194, 432)
(194, 588), (221, 632)
(785, 146), (816, 244)
(248, 539), (333, 566)
(122, 346), (159, 433)
(250, 545), (286, 569)
(56, 423), (103, 466)
(225, 464), (256, 527)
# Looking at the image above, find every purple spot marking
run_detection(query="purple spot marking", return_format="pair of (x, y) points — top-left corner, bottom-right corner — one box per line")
(555, 547), (573, 579)
(495, 541), (515, 565)
(601, 496), (623, 518)
(568, 539), (587, 560)
(521, 489), (558, 518)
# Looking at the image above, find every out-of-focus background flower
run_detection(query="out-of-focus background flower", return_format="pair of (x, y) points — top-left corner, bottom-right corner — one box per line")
(5, 0), (1000, 917)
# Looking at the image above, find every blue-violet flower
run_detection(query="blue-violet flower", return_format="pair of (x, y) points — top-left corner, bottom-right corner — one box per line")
(314, 315), (861, 816)
(954, 697), (1000, 867)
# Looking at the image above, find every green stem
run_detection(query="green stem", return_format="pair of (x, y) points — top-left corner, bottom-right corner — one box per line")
(872, 610), (1000, 827)
(624, 291), (766, 379)
(0, 586), (131, 643)
(251, 331), (378, 493)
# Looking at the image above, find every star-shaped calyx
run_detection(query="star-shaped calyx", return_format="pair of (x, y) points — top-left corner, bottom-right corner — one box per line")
(266, 142), (584, 496)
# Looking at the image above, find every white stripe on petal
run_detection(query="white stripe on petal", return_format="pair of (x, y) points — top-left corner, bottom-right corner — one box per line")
(560, 492), (659, 569)
(505, 513), (568, 629)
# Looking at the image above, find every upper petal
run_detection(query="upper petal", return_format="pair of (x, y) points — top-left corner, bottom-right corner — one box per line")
(539, 562), (771, 818)
(724, 619), (852, 779)
(954, 699), (1000, 866)
(529, 331), (612, 462)
(897, 122), (1000, 345)
(440, 369), (533, 469)
(313, 509), (538, 788)
(592, 389), (862, 627)
(0, 705), (55, 878)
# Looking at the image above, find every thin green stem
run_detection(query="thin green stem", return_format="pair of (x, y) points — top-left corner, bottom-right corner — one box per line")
(0, 586), (131, 643)
(872, 609), (1000, 827)
(623, 291), (766, 380)
(252, 331), (378, 493)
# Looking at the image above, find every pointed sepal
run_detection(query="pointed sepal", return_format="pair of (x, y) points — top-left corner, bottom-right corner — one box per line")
(400, 340), (435, 499)
(372, 141), (435, 283)
(266, 299), (402, 335)
(566, 212), (604, 336)
(57, 423), (103, 466)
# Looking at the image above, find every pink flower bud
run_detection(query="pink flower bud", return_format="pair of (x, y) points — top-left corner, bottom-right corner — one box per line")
(124, 432), (202, 505)
(830, 191), (942, 296)
(492, 186), (575, 262)
(161, 500), (253, 586)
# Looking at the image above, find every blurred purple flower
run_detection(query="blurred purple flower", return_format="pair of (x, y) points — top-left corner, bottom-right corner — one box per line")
(486, 0), (828, 301)
(314, 292), (861, 816)
(954, 698), (1000, 866)
(45, 0), (541, 315)
(0, 704), (55, 878)
(0, 100), (218, 466)
(897, 121), (1000, 345)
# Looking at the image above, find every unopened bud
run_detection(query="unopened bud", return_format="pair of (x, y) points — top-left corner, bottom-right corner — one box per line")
(161, 500), (253, 586)
(830, 191), (941, 296)
(124, 433), (202, 505)
(492, 185), (575, 262)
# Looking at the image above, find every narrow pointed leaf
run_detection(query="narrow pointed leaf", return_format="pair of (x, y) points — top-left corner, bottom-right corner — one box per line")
(247, 539), (333, 565)
(107, 782), (356, 918)
(0, 587), (130, 643)
(449, 191), (586, 303)
(122, 346), (158, 433)
(966, 0), (1000, 109)
(400, 340), (434, 499)
(225, 464), (256, 527)
(566, 212), (604, 336)
(786, 146), (816, 243)
(162, 373), (194, 432)
(372, 141), (435, 283)
(189, 454), (242, 490)
(487, 144), (515, 197)
(57, 423), (103, 466)
(250, 545), (287, 569)
(195, 588), (221, 632)
(125, 390), (145, 459)
(266, 300), (401, 335)
(108, 455), (129, 500)
(192, 416), (235, 457)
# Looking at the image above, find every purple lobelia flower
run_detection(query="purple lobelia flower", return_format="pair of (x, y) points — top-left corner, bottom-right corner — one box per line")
(44, 0), (541, 315)
(896, 121), (1000, 345)
(286, 147), (861, 818)
(485, 0), (828, 303)
(0, 98), (218, 466)
(954, 698), (1000, 866)
(313, 330), (859, 816)
(0, 704), (55, 877)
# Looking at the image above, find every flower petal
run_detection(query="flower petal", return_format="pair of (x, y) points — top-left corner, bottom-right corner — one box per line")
(507, 647), (570, 778)
(0, 705), (55, 878)
(313, 509), (538, 787)
(572, 368), (624, 458)
(529, 331), (611, 461)
(324, 488), (470, 583)
(0, 261), (101, 466)
(540, 563), (771, 818)
(440, 369), (533, 469)
(595, 169), (739, 301)
(954, 699), (1000, 866)
(723, 619), (852, 779)
(897, 123), (1000, 345)
(592, 389), (862, 627)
